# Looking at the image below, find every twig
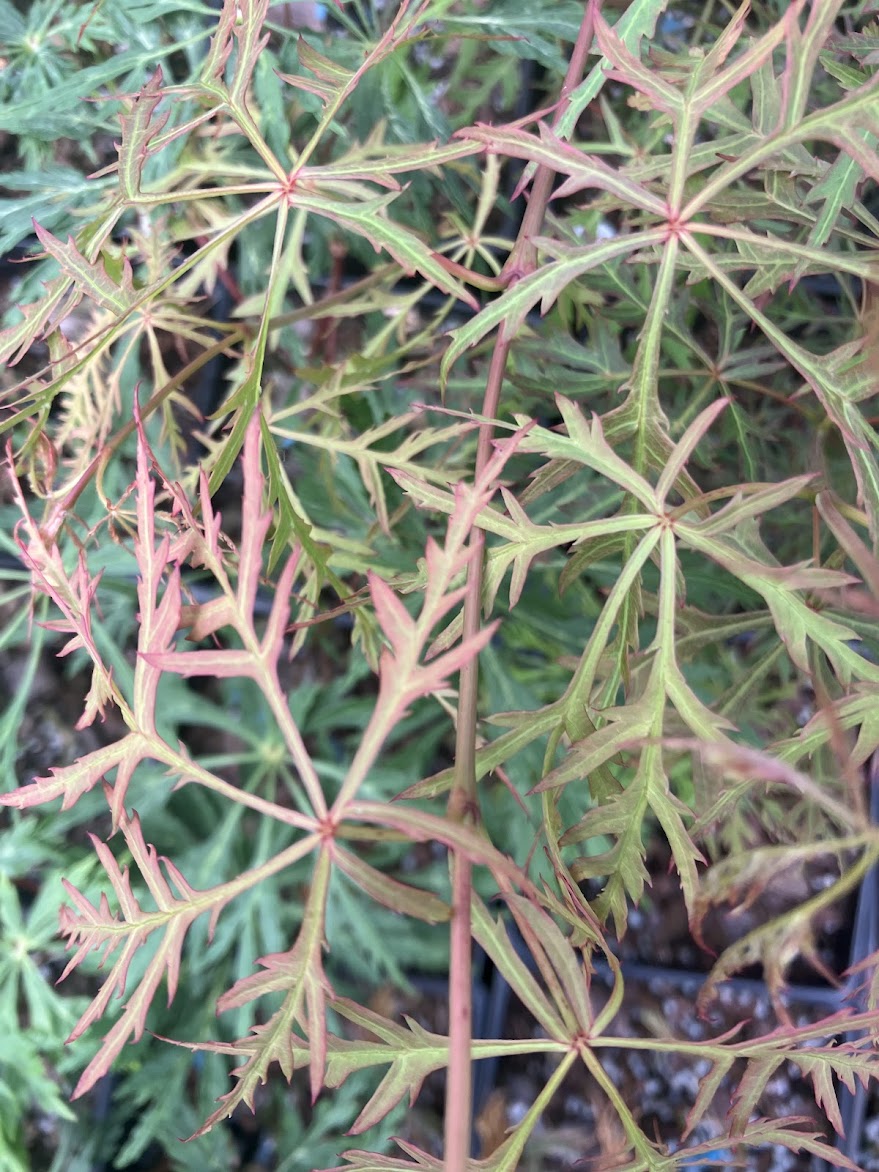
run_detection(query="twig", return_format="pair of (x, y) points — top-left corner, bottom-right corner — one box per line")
(443, 5), (600, 1166)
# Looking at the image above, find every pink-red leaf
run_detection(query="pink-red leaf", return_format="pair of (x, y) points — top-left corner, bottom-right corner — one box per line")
(333, 849), (450, 924)
(33, 225), (138, 316)
(62, 813), (214, 1099)
(0, 735), (142, 814)
(116, 68), (170, 201)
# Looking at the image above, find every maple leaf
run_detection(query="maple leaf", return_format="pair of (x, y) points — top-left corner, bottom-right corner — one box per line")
(115, 68), (170, 202)
(143, 408), (327, 817)
(34, 224), (140, 317)
(0, 272), (75, 366)
(201, 0), (270, 102)
(60, 811), (231, 1100)
(177, 849), (332, 1135)
(9, 466), (119, 730)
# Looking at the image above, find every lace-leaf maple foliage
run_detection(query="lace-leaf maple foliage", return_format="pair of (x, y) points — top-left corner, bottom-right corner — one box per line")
(2, 0), (879, 1168)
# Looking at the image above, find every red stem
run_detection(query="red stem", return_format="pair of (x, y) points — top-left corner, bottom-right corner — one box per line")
(442, 5), (599, 1167)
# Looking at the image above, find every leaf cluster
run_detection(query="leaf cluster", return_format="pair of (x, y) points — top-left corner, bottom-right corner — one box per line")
(3, 0), (879, 1168)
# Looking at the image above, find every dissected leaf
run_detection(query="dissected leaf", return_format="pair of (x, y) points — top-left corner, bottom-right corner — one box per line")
(4, 0), (879, 1164)
(116, 68), (170, 201)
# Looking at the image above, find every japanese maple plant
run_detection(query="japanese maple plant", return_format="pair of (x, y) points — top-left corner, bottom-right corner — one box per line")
(3, 0), (879, 1167)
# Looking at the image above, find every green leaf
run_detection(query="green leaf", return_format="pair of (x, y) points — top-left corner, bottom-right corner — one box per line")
(0, 168), (110, 254)
(679, 520), (878, 683)
(196, 846), (333, 1129)
(0, 36), (208, 138)
(293, 190), (478, 309)
(471, 897), (568, 1038)
(554, 0), (668, 141)
(440, 229), (665, 388)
